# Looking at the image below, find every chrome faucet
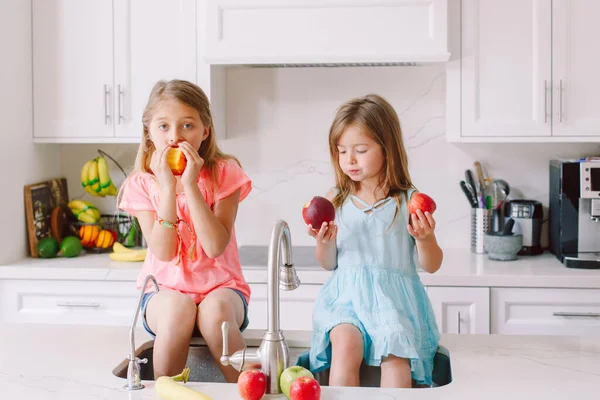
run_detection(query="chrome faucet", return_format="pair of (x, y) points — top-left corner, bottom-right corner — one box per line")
(123, 274), (159, 391)
(221, 219), (300, 395)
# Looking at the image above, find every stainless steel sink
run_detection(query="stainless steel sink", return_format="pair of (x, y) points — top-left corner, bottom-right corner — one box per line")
(113, 340), (451, 388)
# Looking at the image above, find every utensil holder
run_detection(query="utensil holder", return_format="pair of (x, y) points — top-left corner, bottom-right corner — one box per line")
(471, 208), (492, 254)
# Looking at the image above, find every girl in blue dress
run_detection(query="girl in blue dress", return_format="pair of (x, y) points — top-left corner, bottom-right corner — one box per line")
(306, 94), (442, 388)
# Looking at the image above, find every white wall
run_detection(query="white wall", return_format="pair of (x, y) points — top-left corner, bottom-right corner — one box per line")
(59, 66), (599, 250)
(0, 0), (61, 264)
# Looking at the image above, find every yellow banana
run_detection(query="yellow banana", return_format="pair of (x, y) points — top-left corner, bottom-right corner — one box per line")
(68, 200), (101, 223)
(109, 248), (147, 262)
(155, 368), (212, 400)
(96, 156), (113, 197)
(80, 160), (97, 196)
(112, 242), (131, 253)
(87, 158), (102, 197)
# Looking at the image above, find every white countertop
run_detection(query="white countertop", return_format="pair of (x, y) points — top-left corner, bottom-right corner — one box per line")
(0, 322), (597, 399)
(1, 248), (599, 288)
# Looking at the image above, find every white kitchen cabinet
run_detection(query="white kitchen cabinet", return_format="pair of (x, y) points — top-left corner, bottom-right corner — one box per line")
(205, 0), (449, 65)
(245, 283), (320, 331)
(0, 280), (141, 326)
(427, 286), (490, 334)
(32, 0), (226, 143)
(491, 287), (600, 336)
(446, 0), (600, 142)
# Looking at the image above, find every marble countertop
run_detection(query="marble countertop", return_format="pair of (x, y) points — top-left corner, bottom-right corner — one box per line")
(0, 247), (599, 288)
(0, 322), (597, 399)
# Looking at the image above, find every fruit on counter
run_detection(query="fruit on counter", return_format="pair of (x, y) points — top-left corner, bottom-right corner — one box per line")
(302, 196), (335, 229)
(408, 192), (437, 215)
(237, 369), (267, 400)
(37, 237), (60, 258)
(289, 376), (321, 400)
(280, 366), (314, 399)
(68, 200), (101, 224)
(79, 225), (100, 248)
(155, 367), (213, 400)
(95, 229), (115, 249)
(166, 146), (187, 176)
(80, 156), (118, 197)
(109, 242), (147, 262)
(59, 236), (83, 258)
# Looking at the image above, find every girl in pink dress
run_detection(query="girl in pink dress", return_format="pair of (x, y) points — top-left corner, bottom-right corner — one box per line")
(119, 80), (252, 382)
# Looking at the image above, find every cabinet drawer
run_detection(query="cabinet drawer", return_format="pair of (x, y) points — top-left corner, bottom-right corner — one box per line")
(0, 280), (140, 326)
(491, 288), (600, 336)
(246, 283), (321, 331)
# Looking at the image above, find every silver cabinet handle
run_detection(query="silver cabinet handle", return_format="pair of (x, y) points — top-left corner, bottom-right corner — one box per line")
(553, 312), (600, 318)
(544, 80), (549, 123)
(457, 311), (461, 334)
(117, 84), (124, 124)
(57, 302), (100, 308)
(559, 79), (564, 123)
(104, 84), (111, 125)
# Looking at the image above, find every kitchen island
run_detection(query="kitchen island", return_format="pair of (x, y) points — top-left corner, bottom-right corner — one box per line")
(0, 322), (597, 399)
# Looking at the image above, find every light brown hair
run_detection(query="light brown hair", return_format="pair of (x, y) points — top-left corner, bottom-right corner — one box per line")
(125, 80), (239, 199)
(329, 94), (414, 216)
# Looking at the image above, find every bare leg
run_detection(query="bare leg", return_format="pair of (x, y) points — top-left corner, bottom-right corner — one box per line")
(197, 288), (246, 383)
(380, 355), (412, 388)
(328, 324), (363, 387)
(145, 288), (197, 378)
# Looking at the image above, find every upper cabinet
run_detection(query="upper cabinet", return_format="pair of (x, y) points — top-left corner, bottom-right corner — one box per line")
(33, 0), (225, 143)
(446, 0), (600, 142)
(205, 0), (450, 65)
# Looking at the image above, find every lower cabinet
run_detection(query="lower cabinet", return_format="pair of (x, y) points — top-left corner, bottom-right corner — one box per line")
(0, 279), (140, 326)
(427, 286), (490, 334)
(246, 283), (321, 331)
(491, 287), (600, 336)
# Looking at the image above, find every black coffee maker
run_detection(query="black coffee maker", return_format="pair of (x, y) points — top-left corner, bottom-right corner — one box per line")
(549, 159), (600, 269)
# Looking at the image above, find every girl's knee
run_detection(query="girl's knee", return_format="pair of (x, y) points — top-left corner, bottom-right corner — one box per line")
(330, 324), (364, 362)
(150, 291), (197, 334)
(197, 290), (242, 331)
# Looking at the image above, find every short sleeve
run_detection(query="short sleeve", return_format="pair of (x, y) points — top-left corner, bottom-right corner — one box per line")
(118, 173), (155, 215)
(216, 159), (252, 202)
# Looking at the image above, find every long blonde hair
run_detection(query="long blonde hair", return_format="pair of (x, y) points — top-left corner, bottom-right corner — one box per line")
(124, 80), (239, 199)
(329, 94), (414, 216)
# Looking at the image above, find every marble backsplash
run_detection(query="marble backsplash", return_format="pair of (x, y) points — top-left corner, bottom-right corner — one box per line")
(60, 65), (599, 249)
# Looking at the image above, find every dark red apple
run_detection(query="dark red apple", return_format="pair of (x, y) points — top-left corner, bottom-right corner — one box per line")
(408, 192), (437, 215)
(302, 196), (335, 228)
(290, 376), (321, 400)
(237, 369), (266, 400)
(166, 146), (187, 176)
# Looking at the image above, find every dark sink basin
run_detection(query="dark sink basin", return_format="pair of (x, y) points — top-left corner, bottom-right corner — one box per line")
(113, 340), (451, 388)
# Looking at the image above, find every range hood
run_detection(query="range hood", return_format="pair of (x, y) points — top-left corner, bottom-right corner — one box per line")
(204, 0), (450, 67)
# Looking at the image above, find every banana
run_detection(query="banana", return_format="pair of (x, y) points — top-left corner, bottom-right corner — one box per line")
(109, 248), (147, 262)
(80, 160), (97, 196)
(112, 242), (131, 253)
(87, 158), (102, 197)
(154, 368), (213, 400)
(68, 200), (101, 223)
(96, 156), (113, 197)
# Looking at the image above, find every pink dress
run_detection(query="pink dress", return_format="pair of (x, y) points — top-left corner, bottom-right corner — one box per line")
(118, 159), (252, 304)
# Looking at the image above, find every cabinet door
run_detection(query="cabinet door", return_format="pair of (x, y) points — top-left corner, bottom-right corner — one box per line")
(113, 0), (197, 138)
(491, 288), (600, 336)
(460, 0), (551, 138)
(33, 0), (114, 140)
(552, 0), (600, 137)
(246, 284), (320, 331)
(427, 287), (490, 334)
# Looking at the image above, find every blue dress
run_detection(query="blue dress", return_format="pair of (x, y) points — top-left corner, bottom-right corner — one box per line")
(309, 189), (440, 386)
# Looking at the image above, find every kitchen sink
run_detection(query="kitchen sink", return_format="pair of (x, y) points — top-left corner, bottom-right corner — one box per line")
(113, 340), (451, 388)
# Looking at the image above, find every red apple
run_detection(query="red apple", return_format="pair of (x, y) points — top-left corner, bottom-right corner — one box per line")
(237, 369), (266, 400)
(302, 196), (335, 228)
(279, 366), (314, 398)
(290, 376), (321, 400)
(408, 192), (437, 215)
(166, 146), (187, 176)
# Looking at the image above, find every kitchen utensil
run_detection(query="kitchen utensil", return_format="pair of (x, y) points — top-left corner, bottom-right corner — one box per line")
(465, 169), (478, 197)
(474, 161), (485, 188)
(471, 208), (492, 253)
(503, 218), (515, 235)
(460, 180), (478, 208)
(484, 232), (523, 261)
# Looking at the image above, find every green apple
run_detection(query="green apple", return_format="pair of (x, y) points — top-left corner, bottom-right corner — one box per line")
(279, 366), (314, 399)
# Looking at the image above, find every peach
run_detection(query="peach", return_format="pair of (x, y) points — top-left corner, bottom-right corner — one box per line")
(408, 192), (437, 215)
(166, 146), (187, 176)
(302, 196), (335, 228)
